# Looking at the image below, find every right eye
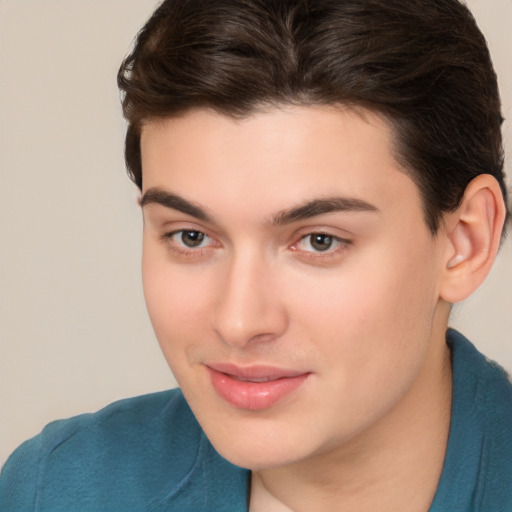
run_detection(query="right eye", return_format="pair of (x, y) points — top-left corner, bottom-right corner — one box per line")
(175, 230), (209, 248)
(163, 229), (213, 249)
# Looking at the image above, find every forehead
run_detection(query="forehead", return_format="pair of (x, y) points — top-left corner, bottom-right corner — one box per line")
(139, 106), (423, 223)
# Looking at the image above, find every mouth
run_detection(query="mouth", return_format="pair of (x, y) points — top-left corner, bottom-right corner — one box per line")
(206, 363), (311, 410)
(229, 375), (278, 383)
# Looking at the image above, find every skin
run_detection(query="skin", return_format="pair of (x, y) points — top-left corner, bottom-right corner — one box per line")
(139, 106), (457, 511)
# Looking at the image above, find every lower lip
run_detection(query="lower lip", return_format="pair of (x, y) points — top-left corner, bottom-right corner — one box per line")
(207, 368), (310, 410)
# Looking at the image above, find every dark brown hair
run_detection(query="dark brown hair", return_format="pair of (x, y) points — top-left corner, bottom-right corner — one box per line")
(118, 0), (509, 233)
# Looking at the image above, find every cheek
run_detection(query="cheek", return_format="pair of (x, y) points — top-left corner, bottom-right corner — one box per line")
(288, 239), (440, 378)
(293, 260), (434, 337)
(141, 245), (209, 356)
(283, 252), (440, 439)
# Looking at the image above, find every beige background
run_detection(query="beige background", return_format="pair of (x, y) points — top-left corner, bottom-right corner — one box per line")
(1, 0), (511, 466)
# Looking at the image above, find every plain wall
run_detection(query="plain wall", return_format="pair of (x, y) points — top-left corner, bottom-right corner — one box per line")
(1, 0), (511, 466)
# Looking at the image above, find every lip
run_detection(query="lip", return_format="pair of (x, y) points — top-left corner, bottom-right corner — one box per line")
(206, 363), (310, 410)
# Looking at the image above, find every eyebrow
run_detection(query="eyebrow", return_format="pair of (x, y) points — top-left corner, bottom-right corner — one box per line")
(272, 197), (379, 225)
(140, 187), (213, 222)
(140, 187), (378, 225)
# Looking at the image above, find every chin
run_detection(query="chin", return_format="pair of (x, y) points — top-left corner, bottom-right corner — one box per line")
(203, 420), (312, 471)
(216, 443), (299, 471)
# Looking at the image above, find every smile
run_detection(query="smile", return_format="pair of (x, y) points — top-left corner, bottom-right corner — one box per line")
(206, 363), (311, 410)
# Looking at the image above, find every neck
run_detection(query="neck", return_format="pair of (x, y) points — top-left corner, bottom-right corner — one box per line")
(249, 324), (453, 512)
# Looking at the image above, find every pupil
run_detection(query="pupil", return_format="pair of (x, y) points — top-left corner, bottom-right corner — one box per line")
(181, 230), (204, 247)
(311, 234), (332, 251)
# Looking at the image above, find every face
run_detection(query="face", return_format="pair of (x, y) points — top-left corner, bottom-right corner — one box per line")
(140, 106), (449, 470)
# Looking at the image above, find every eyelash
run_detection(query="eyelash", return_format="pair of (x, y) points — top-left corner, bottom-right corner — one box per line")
(160, 229), (352, 260)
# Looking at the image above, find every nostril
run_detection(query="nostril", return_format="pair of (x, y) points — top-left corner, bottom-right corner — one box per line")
(211, 302), (288, 348)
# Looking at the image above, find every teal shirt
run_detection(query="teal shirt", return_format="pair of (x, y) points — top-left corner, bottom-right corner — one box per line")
(1, 330), (512, 511)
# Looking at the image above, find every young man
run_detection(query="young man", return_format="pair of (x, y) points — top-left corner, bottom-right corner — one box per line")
(1, 0), (510, 511)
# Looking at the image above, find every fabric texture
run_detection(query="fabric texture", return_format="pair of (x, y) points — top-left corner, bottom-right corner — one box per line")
(1, 329), (511, 511)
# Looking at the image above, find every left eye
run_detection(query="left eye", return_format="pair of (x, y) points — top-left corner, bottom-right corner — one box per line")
(297, 233), (344, 252)
(170, 230), (211, 248)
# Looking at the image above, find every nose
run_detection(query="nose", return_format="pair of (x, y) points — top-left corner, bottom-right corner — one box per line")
(211, 250), (288, 348)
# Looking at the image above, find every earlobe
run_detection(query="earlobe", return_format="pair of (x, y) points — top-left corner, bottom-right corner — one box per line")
(439, 174), (506, 303)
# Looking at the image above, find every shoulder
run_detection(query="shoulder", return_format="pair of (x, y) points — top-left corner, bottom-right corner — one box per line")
(0, 389), (206, 511)
(448, 328), (512, 406)
(448, 328), (512, 437)
(445, 329), (512, 509)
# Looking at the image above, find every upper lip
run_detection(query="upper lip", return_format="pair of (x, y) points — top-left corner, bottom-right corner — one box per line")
(206, 362), (308, 380)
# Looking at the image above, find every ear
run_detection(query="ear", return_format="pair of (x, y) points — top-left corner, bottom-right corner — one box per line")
(439, 174), (506, 303)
